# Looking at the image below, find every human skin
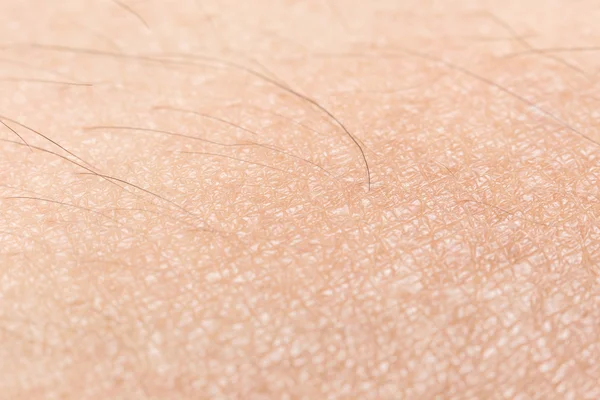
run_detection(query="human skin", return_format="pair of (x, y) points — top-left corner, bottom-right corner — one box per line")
(0, 0), (599, 398)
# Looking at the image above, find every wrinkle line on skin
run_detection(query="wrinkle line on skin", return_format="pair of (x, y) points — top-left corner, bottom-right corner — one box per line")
(435, 161), (551, 227)
(458, 199), (550, 227)
(18, 44), (372, 191)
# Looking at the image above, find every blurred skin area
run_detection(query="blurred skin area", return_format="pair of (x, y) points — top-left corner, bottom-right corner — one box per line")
(1, 0), (599, 398)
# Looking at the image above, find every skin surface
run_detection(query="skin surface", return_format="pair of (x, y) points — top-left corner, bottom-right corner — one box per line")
(1, 0), (600, 398)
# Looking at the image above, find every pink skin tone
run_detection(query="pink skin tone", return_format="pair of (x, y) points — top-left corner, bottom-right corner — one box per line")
(0, 0), (599, 398)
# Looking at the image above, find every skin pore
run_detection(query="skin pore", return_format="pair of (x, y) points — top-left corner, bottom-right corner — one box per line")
(1, 0), (599, 398)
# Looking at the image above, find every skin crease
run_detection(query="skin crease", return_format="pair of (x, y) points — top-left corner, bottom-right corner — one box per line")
(0, 0), (600, 398)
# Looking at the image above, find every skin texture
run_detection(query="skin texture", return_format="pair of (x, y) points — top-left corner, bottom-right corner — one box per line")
(1, 0), (600, 398)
